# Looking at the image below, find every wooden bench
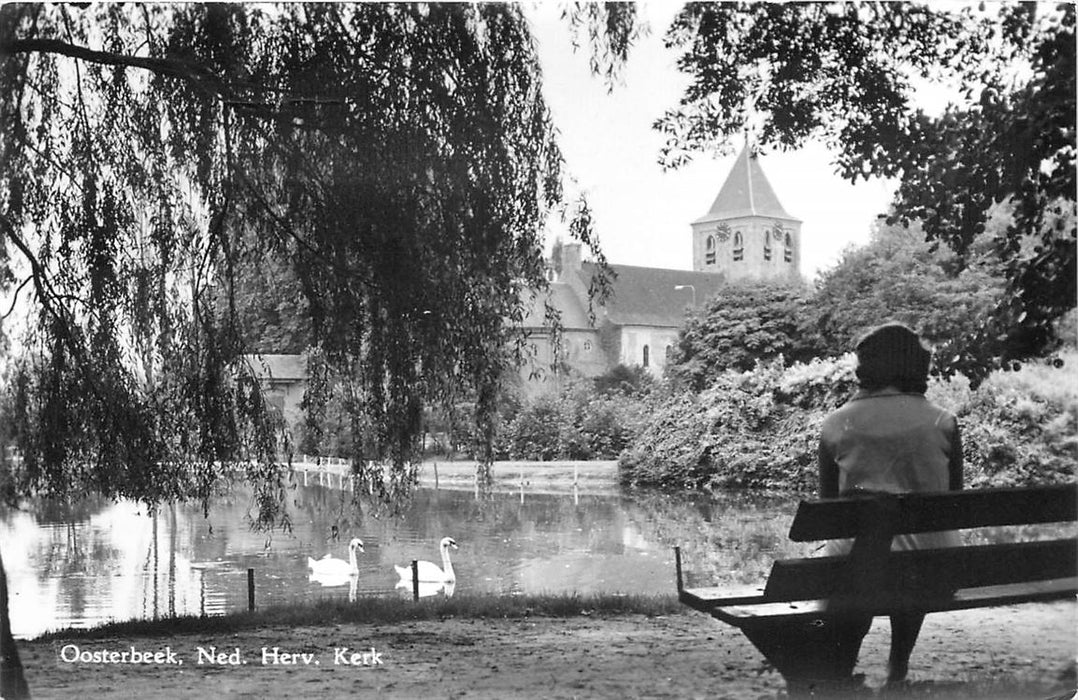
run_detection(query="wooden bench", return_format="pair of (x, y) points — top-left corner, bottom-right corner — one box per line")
(675, 484), (1078, 694)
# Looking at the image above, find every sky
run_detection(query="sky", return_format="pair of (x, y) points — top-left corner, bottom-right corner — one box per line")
(525, 3), (900, 282)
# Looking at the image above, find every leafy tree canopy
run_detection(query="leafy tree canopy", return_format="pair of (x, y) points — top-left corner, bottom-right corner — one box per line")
(647, 2), (1076, 383)
(0, 3), (601, 516)
(669, 281), (819, 391)
(810, 215), (1006, 375)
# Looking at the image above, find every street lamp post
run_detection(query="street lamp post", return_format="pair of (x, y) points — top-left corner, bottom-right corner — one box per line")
(674, 284), (696, 307)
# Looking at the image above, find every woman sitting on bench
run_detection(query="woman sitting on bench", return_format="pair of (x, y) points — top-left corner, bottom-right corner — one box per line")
(818, 321), (964, 688)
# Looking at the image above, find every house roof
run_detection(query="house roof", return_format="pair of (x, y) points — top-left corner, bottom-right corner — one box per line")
(570, 263), (727, 328)
(246, 353), (307, 381)
(694, 144), (800, 224)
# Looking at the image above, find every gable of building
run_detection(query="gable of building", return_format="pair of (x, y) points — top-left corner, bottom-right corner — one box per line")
(519, 282), (595, 330)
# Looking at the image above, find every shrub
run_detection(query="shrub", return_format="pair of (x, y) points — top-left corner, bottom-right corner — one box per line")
(955, 353), (1077, 487)
(497, 379), (650, 461)
(620, 356), (855, 492)
(620, 352), (1076, 492)
(593, 364), (653, 397)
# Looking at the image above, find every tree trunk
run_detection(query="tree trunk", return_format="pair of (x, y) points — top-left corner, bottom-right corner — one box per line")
(0, 546), (30, 699)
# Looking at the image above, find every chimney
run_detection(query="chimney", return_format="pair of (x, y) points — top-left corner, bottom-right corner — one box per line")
(560, 243), (582, 274)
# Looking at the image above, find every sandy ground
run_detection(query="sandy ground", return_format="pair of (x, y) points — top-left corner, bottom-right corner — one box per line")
(15, 601), (1076, 700)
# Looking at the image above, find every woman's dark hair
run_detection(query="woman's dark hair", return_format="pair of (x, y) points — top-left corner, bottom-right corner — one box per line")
(854, 322), (931, 394)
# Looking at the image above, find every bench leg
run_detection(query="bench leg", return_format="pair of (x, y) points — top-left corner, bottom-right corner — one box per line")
(737, 614), (872, 696)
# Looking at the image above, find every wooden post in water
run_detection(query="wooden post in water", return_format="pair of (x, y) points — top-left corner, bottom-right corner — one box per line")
(247, 568), (255, 610)
(674, 546), (683, 593)
(411, 560), (420, 601)
(433, 462), (439, 490)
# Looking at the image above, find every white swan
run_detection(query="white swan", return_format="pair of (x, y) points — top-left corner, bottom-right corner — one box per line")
(308, 538), (364, 581)
(395, 537), (458, 584)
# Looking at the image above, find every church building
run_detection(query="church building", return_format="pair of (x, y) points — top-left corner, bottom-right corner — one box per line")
(251, 142), (804, 421)
(519, 142), (801, 389)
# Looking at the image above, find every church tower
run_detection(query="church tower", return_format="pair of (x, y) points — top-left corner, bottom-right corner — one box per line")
(691, 141), (802, 283)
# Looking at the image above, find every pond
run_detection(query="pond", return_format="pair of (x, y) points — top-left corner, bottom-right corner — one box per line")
(0, 471), (806, 640)
(2, 470), (1064, 640)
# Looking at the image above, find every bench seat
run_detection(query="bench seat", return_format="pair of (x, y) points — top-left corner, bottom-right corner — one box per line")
(679, 584), (766, 613)
(710, 576), (1078, 626)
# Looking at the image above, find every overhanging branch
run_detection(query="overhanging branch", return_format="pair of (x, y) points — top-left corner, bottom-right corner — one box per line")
(0, 37), (347, 110)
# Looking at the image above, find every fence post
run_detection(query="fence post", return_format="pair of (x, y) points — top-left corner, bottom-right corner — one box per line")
(247, 568), (255, 610)
(411, 560), (420, 601)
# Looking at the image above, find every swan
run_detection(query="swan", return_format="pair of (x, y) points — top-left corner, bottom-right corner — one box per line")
(394, 537), (458, 583)
(308, 538), (364, 580)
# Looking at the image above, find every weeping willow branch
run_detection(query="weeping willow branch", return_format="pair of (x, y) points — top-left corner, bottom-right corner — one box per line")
(0, 37), (349, 111)
(0, 277), (31, 321)
(0, 214), (81, 349)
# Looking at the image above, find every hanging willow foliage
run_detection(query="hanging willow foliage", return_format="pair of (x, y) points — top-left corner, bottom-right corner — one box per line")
(0, 3), (608, 521)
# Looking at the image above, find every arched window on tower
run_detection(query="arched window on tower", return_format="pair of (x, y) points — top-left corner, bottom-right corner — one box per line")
(733, 231), (744, 261)
(705, 235), (716, 265)
(784, 232), (794, 263)
(763, 230), (772, 261)
(642, 345), (650, 368)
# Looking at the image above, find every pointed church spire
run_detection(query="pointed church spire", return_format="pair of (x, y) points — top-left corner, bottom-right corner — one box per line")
(693, 138), (798, 224)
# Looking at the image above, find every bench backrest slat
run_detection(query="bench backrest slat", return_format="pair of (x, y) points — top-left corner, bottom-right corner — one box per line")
(762, 538), (1077, 601)
(788, 484), (1077, 542)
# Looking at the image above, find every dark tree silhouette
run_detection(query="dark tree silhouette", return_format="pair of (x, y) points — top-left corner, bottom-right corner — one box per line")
(0, 4), (608, 692)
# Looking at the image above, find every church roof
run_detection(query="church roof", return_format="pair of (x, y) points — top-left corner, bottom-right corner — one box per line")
(521, 266), (728, 331)
(694, 144), (800, 224)
(520, 282), (595, 331)
(573, 263), (727, 328)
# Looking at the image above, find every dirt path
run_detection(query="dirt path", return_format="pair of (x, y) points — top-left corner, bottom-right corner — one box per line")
(17, 602), (1076, 699)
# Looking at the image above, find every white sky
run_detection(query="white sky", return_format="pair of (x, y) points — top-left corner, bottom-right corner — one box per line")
(526, 3), (900, 282)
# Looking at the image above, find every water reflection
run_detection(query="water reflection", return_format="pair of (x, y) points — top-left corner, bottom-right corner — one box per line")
(395, 578), (456, 600)
(1, 479), (730, 638)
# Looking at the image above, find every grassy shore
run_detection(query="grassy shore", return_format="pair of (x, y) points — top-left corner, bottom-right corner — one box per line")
(33, 591), (684, 642)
